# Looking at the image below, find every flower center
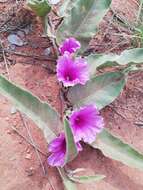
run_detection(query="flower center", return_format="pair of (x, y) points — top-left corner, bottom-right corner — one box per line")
(74, 116), (85, 128)
(66, 76), (71, 81)
(65, 72), (74, 81)
(75, 117), (81, 124)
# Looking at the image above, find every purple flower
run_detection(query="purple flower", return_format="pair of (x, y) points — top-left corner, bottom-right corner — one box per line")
(69, 105), (104, 143)
(56, 53), (89, 87)
(48, 133), (82, 167)
(59, 38), (81, 55)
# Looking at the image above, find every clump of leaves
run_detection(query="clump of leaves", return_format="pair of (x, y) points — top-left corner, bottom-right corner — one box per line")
(27, 0), (112, 53)
(1, 46), (143, 189)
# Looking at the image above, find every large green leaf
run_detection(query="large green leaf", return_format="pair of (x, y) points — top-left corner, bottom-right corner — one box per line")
(67, 72), (126, 110)
(87, 48), (143, 76)
(64, 119), (78, 165)
(58, 168), (77, 190)
(92, 129), (143, 170)
(0, 75), (63, 143)
(57, 0), (111, 51)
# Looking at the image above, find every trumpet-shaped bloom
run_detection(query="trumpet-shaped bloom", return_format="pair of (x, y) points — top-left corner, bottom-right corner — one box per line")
(59, 38), (81, 55)
(56, 53), (89, 87)
(69, 105), (104, 143)
(48, 133), (82, 167)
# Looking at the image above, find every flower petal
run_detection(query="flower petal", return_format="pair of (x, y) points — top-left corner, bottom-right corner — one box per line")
(56, 53), (89, 87)
(48, 132), (82, 167)
(59, 38), (81, 55)
(48, 152), (65, 166)
(69, 105), (104, 143)
(48, 133), (65, 152)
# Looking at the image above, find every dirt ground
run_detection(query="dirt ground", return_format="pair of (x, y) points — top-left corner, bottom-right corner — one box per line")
(0, 0), (143, 190)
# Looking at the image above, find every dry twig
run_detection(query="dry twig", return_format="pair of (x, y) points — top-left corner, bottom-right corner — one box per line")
(11, 125), (48, 156)
(19, 112), (47, 175)
(0, 48), (56, 62)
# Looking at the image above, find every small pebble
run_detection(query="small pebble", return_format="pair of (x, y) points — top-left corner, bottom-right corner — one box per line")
(13, 121), (17, 126)
(31, 43), (39, 49)
(7, 130), (11, 134)
(8, 34), (24, 46)
(43, 48), (51, 56)
(10, 106), (17, 114)
(22, 25), (32, 35)
(25, 167), (34, 176)
(23, 41), (28, 45)
(5, 117), (9, 121)
(25, 153), (32, 160)
(26, 148), (30, 154)
(9, 44), (16, 50)
(17, 30), (25, 39)
(9, 156), (16, 161)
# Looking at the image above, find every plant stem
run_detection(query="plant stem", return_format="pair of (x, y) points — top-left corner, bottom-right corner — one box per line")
(57, 167), (77, 190)
(48, 16), (59, 58)
(19, 113), (47, 175)
(41, 16), (49, 37)
(40, 16), (59, 58)
(11, 125), (47, 156)
(137, 0), (143, 23)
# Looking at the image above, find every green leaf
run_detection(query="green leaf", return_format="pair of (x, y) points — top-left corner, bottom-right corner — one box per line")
(92, 129), (143, 171)
(58, 168), (77, 190)
(67, 72), (126, 110)
(69, 175), (105, 184)
(87, 48), (143, 76)
(136, 0), (143, 22)
(58, 0), (75, 17)
(0, 75), (63, 143)
(40, 16), (55, 38)
(86, 54), (118, 77)
(57, 0), (111, 51)
(27, 0), (51, 17)
(64, 119), (78, 165)
(115, 48), (143, 65)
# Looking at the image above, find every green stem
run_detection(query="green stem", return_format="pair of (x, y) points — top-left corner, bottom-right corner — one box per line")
(137, 0), (143, 23)
(40, 16), (49, 36)
(57, 167), (77, 190)
(40, 16), (59, 58)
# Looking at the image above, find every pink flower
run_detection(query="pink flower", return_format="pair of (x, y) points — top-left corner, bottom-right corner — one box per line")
(48, 133), (82, 167)
(69, 105), (104, 143)
(59, 38), (81, 55)
(56, 53), (89, 87)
